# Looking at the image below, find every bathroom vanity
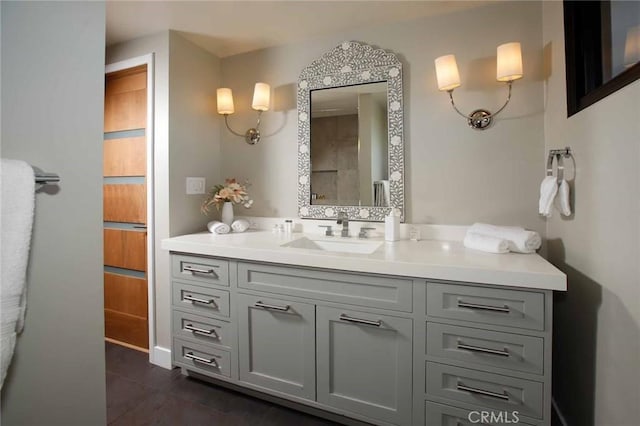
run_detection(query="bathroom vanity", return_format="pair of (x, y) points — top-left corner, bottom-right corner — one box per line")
(162, 231), (565, 426)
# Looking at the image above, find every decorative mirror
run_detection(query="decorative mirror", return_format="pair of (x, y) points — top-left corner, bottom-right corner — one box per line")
(296, 41), (404, 222)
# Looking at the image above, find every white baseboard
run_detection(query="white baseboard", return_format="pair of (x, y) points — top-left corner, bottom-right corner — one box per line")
(552, 397), (569, 426)
(151, 346), (172, 369)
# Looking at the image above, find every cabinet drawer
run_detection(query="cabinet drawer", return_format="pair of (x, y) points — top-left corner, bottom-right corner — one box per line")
(172, 254), (229, 287)
(426, 362), (543, 419)
(426, 283), (545, 331)
(172, 281), (230, 318)
(426, 322), (544, 375)
(173, 338), (231, 378)
(238, 262), (412, 312)
(425, 401), (536, 426)
(172, 310), (233, 349)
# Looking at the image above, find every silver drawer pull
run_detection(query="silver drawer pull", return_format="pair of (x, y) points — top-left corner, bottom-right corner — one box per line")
(457, 342), (509, 357)
(184, 324), (218, 338)
(339, 314), (382, 327)
(254, 301), (290, 312)
(183, 265), (216, 276)
(457, 300), (510, 313)
(184, 351), (219, 367)
(457, 383), (510, 401)
(183, 295), (217, 306)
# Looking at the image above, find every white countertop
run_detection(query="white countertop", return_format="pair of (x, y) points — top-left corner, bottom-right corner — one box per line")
(162, 231), (567, 291)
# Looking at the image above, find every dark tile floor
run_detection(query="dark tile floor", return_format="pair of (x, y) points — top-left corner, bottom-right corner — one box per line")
(105, 342), (341, 425)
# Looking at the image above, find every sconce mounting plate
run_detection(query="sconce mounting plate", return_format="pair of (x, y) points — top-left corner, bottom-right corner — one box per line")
(245, 128), (260, 145)
(468, 109), (492, 130)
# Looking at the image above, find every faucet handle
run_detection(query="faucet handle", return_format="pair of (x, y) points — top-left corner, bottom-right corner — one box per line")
(319, 225), (333, 236)
(358, 227), (376, 239)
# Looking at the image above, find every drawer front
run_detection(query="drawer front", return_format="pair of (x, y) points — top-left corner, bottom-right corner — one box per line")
(426, 283), (545, 331)
(238, 262), (412, 312)
(425, 401), (536, 426)
(173, 338), (231, 378)
(172, 310), (233, 349)
(172, 254), (229, 287)
(426, 322), (544, 375)
(172, 281), (230, 318)
(426, 362), (543, 419)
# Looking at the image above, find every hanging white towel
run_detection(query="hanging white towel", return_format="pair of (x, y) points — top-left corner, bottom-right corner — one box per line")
(207, 220), (230, 234)
(556, 179), (571, 216)
(1, 159), (35, 389)
(463, 232), (510, 254)
(468, 223), (541, 254)
(231, 219), (250, 233)
(539, 176), (558, 217)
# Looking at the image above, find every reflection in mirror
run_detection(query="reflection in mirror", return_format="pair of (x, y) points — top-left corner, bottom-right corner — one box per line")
(310, 82), (388, 207)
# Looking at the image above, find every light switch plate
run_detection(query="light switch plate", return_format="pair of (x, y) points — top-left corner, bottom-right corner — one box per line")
(186, 177), (206, 195)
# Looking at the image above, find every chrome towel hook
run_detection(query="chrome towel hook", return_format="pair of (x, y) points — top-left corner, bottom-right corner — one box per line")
(546, 147), (572, 182)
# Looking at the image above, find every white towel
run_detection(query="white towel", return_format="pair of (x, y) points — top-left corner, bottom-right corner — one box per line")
(207, 220), (230, 234)
(469, 223), (541, 254)
(556, 179), (571, 216)
(1, 159), (35, 389)
(539, 176), (558, 217)
(231, 219), (250, 233)
(463, 232), (510, 254)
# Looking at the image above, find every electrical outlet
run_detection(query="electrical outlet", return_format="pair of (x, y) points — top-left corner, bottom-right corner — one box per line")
(186, 177), (206, 195)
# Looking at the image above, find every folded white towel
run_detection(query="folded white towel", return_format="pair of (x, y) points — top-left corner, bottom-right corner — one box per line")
(207, 220), (230, 234)
(468, 223), (541, 254)
(1, 159), (35, 389)
(463, 232), (510, 254)
(231, 219), (250, 233)
(556, 179), (571, 216)
(539, 176), (558, 217)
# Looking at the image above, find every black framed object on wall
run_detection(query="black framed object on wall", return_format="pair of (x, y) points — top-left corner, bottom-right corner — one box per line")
(564, 1), (640, 116)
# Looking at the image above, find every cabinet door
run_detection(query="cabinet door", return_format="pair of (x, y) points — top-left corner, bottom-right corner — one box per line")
(317, 306), (413, 425)
(238, 293), (315, 400)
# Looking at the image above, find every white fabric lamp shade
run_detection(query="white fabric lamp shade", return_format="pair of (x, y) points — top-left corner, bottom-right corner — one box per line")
(496, 42), (523, 82)
(435, 54), (461, 91)
(217, 88), (235, 114)
(624, 26), (640, 67)
(252, 82), (270, 111)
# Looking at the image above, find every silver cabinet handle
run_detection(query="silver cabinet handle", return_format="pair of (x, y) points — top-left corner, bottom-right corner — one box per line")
(183, 295), (217, 306)
(457, 300), (510, 313)
(254, 301), (290, 312)
(184, 351), (219, 367)
(184, 323), (219, 338)
(183, 265), (216, 275)
(339, 313), (382, 327)
(457, 342), (509, 357)
(457, 383), (509, 401)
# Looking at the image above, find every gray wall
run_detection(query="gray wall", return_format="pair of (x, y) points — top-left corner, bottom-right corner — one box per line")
(220, 1), (546, 235)
(0, 1), (107, 425)
(543, 2), (640, 425)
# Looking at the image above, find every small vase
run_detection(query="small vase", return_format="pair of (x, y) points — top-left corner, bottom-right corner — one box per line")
(221, 202), (234, 226)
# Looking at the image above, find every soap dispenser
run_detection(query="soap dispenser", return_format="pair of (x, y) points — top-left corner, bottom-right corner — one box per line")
(385, 208), (400, 242)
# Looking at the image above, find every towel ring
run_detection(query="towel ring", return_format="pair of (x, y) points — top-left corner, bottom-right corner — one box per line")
(546, 147), (572, 183)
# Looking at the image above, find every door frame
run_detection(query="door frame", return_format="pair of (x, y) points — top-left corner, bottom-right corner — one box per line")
(105, 54), (156, 364)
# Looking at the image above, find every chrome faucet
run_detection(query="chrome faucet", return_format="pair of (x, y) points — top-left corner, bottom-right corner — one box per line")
(336, 212), (349, 237)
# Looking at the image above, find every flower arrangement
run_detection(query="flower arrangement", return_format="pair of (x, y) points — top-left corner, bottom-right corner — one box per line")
(201, 178), (253, 214)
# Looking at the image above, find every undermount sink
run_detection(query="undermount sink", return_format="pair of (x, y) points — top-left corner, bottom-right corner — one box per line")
(282, 236), (382, 254)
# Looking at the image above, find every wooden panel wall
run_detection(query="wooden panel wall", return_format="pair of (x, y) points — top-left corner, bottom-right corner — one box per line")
(103, 184), (146, 224)
(104, 310), (148, 349)
(103, 137), (146, 176)
(104, 66), (147, 132)
(104, 229), (146, 271)
(104, 272), (147, 317)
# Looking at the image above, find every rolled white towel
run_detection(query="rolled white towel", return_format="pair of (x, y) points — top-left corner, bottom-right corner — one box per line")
(207, 220), (230, 234)
(463, 232), (510, 254)
(539, 176), (558, 217)
(556, 179), (571, 216)
(231, 219), (250, 233)
(469, 223), (541, 254)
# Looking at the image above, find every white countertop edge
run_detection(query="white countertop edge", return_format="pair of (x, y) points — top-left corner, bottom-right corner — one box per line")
(161, 232), (567, 292)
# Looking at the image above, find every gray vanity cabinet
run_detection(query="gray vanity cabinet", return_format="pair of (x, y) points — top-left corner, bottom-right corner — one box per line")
(237, 293), (316, 400)
(316, 306), (413, 425)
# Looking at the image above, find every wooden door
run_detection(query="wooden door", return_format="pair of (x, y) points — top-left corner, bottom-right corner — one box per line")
(103, 65), (148, 351)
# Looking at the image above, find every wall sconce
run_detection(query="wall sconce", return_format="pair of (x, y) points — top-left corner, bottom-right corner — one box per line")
(217, 82), (270, 145)
(435, 42), (523, 130)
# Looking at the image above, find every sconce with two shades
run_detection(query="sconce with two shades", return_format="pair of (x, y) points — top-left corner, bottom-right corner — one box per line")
(435, 42), (523, 130)
(217, 82), (270, 144)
